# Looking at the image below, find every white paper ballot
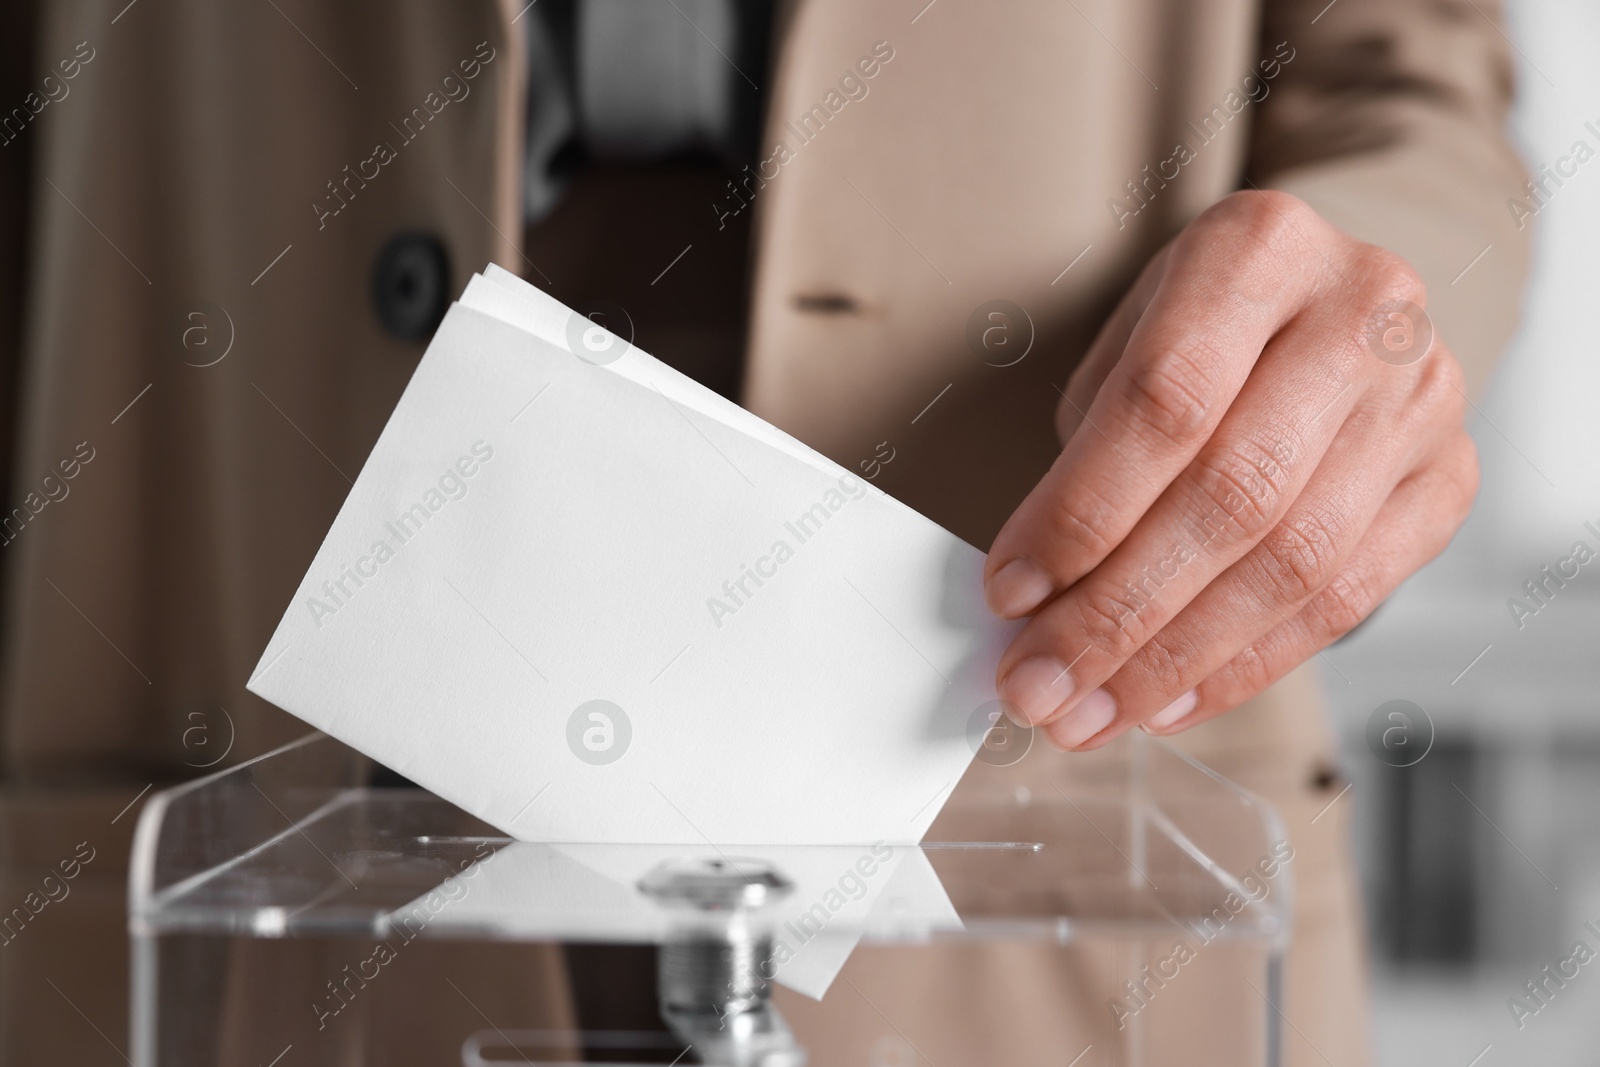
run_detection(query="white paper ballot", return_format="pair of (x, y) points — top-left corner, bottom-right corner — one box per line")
(248, 267), (1019, 846)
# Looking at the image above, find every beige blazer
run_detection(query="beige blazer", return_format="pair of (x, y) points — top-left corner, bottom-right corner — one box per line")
(0, 0), (1527, 1063)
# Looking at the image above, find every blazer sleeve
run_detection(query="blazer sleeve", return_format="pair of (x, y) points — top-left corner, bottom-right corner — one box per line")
(1248, 0), (1531, 397)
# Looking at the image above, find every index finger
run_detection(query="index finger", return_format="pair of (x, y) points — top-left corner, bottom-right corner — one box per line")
(983, 191), (1334, 621)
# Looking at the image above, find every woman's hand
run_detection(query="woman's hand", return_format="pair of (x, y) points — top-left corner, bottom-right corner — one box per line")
(984, 190), (1479, 750)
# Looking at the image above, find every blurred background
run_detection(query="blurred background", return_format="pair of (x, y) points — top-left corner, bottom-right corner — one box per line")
(1323, 0), (1600, 1060)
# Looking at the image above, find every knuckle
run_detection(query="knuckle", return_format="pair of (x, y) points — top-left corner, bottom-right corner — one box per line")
(1450, 433), (1483, 516)
(1223, 639), (1277, 697)
(1256, 510), (1343, 605)
(1132, 633), (1191, 695)
(1306, 565), (1376, 642)
(1359, 244), (1427, 305)
(1042, 481), (1119, 564)
(1123, 341), (1219, 448)
(1418, 434), (1481, 550)
(1208, 189), (1314, 246)
(1076, 586), (1150, 660)
(1416, 348), (1467, 415)
(1178, 191), (1327, 297)
(1189, 438), (1292, 543)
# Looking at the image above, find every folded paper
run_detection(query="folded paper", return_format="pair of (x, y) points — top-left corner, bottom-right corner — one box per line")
(248, 266), (1018, 848)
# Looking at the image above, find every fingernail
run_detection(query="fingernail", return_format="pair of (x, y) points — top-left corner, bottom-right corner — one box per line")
(986, 557), (1054, 619)
(998, 654), (1077, 725)
(1044, 688), (1117, 750)
(1143, 689), (1199, 733)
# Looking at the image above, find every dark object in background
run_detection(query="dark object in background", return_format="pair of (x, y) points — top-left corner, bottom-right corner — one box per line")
(373, 231), (452, 342)
(563, 943), (670, 1061)
(523, 162), (756, 402)
(1372, 738), (1479, 965)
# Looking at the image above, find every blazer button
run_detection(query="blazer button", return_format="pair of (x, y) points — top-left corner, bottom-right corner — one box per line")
(372, 232), (450, 341)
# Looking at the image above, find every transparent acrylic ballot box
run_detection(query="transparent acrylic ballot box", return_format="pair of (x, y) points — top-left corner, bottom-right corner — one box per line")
(130, 732), (1290, 1067)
